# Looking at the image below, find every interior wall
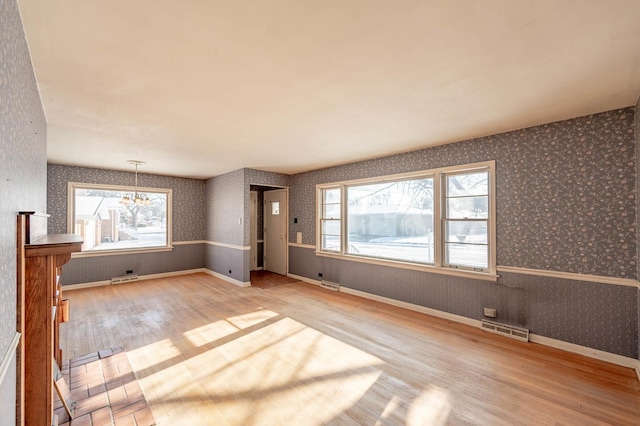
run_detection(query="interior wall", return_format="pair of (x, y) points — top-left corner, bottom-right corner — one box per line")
(205, 169), (246, 282)
(0, 0), (48, 422)
(636, 96), (640, 363)
(47, 164), (206, 284)
(249, 185), (266, 269)
(243, 169), (290, 245)
(247, 170), (292, 270)
(244, 169), (290, 279)
(289, 108), (638, 358)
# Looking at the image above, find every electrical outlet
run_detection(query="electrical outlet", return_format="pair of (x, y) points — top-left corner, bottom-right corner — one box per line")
(126, 270), (133, 274)
(483, 308), (497, 318)
(228, 270), (232, 274)
(318, 272), (323, 278)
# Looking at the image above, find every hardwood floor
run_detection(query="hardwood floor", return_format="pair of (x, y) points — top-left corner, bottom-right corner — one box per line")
(60, 273), (640, 425)
(250, 270), (300, 289)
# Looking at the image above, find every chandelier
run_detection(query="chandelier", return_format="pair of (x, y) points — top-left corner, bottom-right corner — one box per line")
(120, 160), (152, 206)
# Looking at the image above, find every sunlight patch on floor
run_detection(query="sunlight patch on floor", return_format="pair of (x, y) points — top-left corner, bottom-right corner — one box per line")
(225, 308), (280, 329)
(406, 385), (452, 425)
(376, 395), (403, 425)
(188, 317), (383, 424)
(130, 315), (385, 425)
(128, 338), (181, 369)
(182, 308), (279, 347)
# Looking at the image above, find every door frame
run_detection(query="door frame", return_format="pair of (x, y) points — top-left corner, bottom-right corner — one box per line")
(263, 188), (289, 276)
(250, 191), (258, 271)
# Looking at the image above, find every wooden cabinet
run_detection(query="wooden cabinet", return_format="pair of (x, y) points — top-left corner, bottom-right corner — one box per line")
(17, 213), (82, 426)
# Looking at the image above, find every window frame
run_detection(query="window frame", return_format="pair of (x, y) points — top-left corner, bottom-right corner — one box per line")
(315, 161), (496, 281)
(442, 169), (491, 272)
(319, 187), (342, 253)
(67, 182), (173, 257)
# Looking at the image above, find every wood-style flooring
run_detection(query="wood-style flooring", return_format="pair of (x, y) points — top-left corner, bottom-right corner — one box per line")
(60, 273), (640, 425)
(249, 270), (299, 289)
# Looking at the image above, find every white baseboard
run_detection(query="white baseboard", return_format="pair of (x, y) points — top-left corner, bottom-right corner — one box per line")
(63, 268), (208, 291)
(138, 268), (206, 282)
(287, 273), (321, 286)
(203, 269), (251, 287)
(0, 333), (20, 386)
(291, 275), (640, 378)
(65, 268), (252, 289)
(339, 286), (481, 328)
(63, 280), (112, 291)
(527, 334), (640, 371)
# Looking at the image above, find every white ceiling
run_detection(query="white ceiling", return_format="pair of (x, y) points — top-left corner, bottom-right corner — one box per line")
(17, 1), (640, 179)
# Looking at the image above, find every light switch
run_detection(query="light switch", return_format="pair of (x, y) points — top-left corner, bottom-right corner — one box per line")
(296, 232), (302, 244)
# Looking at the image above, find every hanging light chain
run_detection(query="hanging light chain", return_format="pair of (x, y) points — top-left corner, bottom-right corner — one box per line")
(121, 160), (151, 206)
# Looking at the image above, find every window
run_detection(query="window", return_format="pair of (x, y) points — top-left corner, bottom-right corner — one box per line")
(443, 171), (489, 270)
(319, 187), (341, 252)
(316, 161), (495, 279)
(347, 178), (434, 263)
(68, 182), (172, 254)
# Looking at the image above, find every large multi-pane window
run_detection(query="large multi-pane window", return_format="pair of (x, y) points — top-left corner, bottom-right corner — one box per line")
(316, 161), (495, 278)
(68, 183), (172, 254)
(346, 178), (434, 264)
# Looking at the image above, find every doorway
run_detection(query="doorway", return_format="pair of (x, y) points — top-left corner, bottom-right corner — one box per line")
(264, 188), (288, 276)
(250, 191), (258, 271)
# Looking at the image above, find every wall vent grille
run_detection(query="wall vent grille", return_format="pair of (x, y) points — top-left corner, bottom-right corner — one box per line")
(111, 275), (139, 285)
(480, 319), (529, 342)
(320, 280), (340, 291)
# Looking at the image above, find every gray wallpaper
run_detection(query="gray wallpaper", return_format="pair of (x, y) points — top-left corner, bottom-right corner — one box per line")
(61, 244), (205, 285)
(204, 168), (289, 279)
(0, 0), (48, 364)
(636, 97), (640, 362)
(47, 164), (206, 241)
(243, 168), (290, 246)
(205, 168), (245, 246)
(250, 185), (266, 241)
(290, 108), (637, 279)
(204, 244), (249, 283)
(250, 185), (268, 269)
(289, 246), (638, 357)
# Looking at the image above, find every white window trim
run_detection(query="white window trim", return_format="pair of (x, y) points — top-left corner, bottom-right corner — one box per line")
(67, 182), (173, 257)
(315, 161), (497, 281)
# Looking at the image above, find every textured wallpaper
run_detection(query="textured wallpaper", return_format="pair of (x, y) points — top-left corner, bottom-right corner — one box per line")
(250, 185), (265, 241)
(47, 164), (206, 241)
(0, 0), (48, 364)
(290, 108), (637, 279)
(636, 98), (640, 361)
(289, 246), (638, 357)
(204, 168), (290, 247)
(205, 169), (245, 246)
(62, 244), (205, 285)
(243, 168), (290, 246)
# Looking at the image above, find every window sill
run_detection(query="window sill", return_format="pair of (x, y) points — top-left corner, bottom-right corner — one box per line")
(72, 246), (174, 258)
(315, 250), (498, 282)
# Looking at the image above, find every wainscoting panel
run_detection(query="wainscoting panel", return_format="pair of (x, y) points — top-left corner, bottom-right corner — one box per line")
(61, 243), (206, 285)
(204, 243), (250, 284)
(289, 245), (638, 358)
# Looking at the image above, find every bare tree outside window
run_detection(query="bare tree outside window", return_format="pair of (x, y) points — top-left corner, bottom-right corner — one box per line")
(316, 162), (494, 275)
(70, 184), (171, 253)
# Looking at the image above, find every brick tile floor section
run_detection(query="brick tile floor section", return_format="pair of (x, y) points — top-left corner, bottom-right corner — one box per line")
(56, 347), (156, 426)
